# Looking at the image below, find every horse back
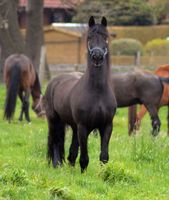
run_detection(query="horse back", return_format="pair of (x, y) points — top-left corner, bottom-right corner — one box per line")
(4, 54), (36, 89)
(20, 57), (36, 89)
(112, 72), (163, 107)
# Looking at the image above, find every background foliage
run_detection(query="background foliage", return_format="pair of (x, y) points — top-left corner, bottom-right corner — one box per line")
(73, 0), (154, 25)
(153, 0), (169, 24)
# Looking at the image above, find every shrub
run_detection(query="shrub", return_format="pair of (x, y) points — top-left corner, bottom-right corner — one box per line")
(144, 38), (169, 56)
(110, 38), (143, 55)
(98, 162), (139, 185)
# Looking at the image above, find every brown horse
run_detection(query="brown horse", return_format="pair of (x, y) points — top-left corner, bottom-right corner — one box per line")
(135, 64), (169, 134)
(3, 53), (45, 122)
(44, 16), (117, 172)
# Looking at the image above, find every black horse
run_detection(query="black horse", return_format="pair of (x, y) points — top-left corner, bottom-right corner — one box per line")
(59, 70), (167, 136)
(44, 16), (117, 172)
(112, 70), (169, 135)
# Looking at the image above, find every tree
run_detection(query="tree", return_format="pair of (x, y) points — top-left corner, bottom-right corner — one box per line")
(0, 0), (50, 82)
(73, 0), (154, 26)
(153, 0), (169, 24)
(25, 0), (44, 72)
(0, 0), (25, 76)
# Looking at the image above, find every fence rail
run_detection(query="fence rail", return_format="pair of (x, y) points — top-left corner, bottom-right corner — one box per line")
(47, 55), (169, 78)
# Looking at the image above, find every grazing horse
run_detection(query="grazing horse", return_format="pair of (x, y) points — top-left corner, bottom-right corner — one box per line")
(111, 70), (169, 136)
(3, 54), (45, 122)
(135, 64), (169, 134)
(44, 16), (117, 172)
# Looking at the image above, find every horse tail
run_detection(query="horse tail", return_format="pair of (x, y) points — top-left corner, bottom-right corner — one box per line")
(160, 77), (169, 84)
(4, 64), (21, 121)
(128, 105), (137, 135)
(47, 113), (65, 167)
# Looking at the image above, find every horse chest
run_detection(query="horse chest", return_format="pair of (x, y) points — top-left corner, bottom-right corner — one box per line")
(74, 98), (112, 128)
(90, 105), (108, 123)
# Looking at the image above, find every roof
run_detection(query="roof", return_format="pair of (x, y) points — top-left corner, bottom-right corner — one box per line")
(19, 0), (82, 9)
(44, 25), (84, 38)
(52, 23), (87, 35)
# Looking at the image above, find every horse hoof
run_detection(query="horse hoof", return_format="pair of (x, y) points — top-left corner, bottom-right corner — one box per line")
(81, 167), (87, 173)
(68, 161), (75, 167)
(152, 130), (159, 137)
(27, 119), (31, 123)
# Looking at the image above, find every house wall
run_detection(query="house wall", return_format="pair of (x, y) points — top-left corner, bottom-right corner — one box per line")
(44, 30), (86, 64)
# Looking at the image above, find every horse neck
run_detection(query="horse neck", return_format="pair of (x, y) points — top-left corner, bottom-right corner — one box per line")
(31, 72), (42, 102)
(86, 53), (111, 91)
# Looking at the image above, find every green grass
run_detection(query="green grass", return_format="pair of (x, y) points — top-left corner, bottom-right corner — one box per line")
(1, 84), (169, 200)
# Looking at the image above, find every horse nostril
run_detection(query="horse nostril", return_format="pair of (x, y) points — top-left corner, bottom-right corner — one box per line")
(91, 49), (104, 63)
(99, 54), (103, 61)
(92, 54), (97, 60)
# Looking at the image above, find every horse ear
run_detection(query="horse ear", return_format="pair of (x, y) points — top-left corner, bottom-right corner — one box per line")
(88, 16), (95, 27)
(101, 17), (107, 27)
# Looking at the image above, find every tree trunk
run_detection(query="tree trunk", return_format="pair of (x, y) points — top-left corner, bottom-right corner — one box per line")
(25, 0), (44, 72)
(0, 0), (25, 77)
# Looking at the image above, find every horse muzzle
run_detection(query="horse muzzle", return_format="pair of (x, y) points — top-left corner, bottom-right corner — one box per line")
(89, 47), (108, 67)
(91, 52), (104, 67)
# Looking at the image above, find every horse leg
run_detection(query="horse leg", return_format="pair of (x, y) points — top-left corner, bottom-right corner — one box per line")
(146, 105), (160, 136)
(128, 105), (137, 135)
(67, 126), (79, 166)
(18, 90), (24, 121)
(135, 105), (147, 130)
(47, 115), (65, 167)
(99, 124), (112, 164)
(59, 123), (65, 163)
(23, 89), (31, 122)
(78, 124), (89, 173)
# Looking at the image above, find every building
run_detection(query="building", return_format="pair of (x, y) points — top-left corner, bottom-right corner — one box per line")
(18, 0), (82, 28)
(44, 23), (87, 65)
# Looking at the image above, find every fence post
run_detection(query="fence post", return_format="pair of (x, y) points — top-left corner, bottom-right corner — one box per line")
(75, 64), (79, 71)
(39, 45), (46, 84)
(135, 51), (141, 67)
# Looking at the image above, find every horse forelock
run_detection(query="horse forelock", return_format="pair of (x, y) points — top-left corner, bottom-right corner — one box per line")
(88, 24), (108, 39)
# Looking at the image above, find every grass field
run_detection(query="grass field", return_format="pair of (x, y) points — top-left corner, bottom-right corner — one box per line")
(0, 84), (169, 200)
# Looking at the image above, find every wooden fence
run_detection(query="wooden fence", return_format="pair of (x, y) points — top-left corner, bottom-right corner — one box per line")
(47, 55), (169, 78)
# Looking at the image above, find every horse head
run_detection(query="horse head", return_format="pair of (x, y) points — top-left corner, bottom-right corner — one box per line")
(32, 95), (46, 118)
(87, 16), (109, 67)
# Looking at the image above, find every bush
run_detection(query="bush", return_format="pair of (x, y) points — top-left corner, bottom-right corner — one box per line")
(144, 38), (169, 56)
(110, 38), (143, 55)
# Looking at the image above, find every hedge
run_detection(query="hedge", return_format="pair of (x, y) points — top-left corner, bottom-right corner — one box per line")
(110, 38), (143, 56)
(144, 39), (169, 56)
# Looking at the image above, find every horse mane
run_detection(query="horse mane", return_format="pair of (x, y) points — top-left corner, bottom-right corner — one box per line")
(88, 24), (108, 38)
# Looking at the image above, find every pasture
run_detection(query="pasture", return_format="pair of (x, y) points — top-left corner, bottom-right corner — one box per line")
(0, 84), (169, 200)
